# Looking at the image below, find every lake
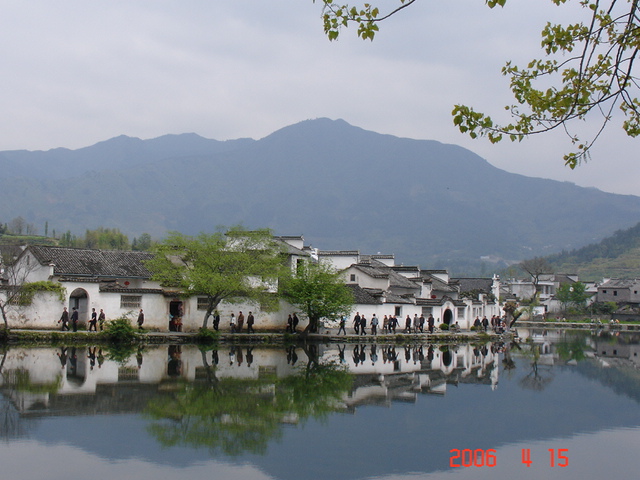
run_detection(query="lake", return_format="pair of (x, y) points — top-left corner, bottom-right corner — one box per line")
(0, 328), (639, 480)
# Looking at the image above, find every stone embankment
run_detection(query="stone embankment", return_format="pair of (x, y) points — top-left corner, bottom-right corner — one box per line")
(3, 327), (512, 346)
(517, 320), (640, 331)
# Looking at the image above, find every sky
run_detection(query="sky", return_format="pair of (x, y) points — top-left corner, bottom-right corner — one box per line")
(1, 0), (639, 197)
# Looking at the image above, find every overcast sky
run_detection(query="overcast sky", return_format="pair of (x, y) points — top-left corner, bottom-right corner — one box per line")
(2, 0), (639, 196)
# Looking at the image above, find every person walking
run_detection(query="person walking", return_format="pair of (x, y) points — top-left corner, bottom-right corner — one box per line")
(337, 316), (347, 335)
(71, 307), (79, 332)
(230, 313), (237, 333)
(237, 311), (245, 333)
(98, 309), (106, 331)
(59, 307), (70, 331)
(212, 310), (220, 331)
(353, 312), (361, 335)
(371, 314), (378, 335)
(88, 308), (98, 331)
(360, 315), (367, 335)
(137, 309), (144, 330)
(247, 311), (255, 333)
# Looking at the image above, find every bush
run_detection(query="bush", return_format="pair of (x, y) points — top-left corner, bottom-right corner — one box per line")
(440, 323), (449, 331)
(195, 327), (220, 344)
(103, 316), (138, 343)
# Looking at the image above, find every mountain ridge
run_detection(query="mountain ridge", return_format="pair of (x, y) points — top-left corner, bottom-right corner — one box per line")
(1, 118), (638, 274)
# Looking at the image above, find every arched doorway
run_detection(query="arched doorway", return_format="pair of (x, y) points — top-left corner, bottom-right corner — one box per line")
(443, 308), (453, 325)
(69, 288), (89, 325)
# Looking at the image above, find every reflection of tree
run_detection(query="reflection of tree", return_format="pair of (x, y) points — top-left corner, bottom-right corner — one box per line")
(556, 338), (586, 362)
(518, 344), (554, 392)
(145, 352), (352, 456)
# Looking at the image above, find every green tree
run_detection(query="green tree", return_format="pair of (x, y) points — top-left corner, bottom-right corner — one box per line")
(280, 260), (353, 333)
(555, 283), (574, 311)
(145, 227), (287, 329)
(317, 0), (640, 166)
(132, 233), (153, 251)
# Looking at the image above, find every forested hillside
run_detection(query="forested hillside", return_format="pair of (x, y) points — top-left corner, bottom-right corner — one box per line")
(546, 222), (640, 280)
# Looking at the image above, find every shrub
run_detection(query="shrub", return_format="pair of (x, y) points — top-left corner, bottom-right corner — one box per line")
(440, 323), (450, 331)
(103, 316), (138, 343)
(195, 327), (220, 344)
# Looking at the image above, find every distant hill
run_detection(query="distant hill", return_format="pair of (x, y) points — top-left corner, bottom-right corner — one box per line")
(2, 118), (640, 274)
(546, 222), (640, 280)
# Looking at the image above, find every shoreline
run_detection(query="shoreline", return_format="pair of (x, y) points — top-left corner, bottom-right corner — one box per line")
(5, 319), (638, 346)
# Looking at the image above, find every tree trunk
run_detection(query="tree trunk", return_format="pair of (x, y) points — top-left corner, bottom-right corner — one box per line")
(201, 297), (221, 329)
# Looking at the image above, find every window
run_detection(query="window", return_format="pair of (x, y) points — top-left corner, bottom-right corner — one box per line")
(350, 274), (356, 282)
(120, 295), (142, 309)
(602, 290), (607, 294)
(394, 306), (402, 316)
(614, 290), (618, 296)
(197, 297), (209, 311)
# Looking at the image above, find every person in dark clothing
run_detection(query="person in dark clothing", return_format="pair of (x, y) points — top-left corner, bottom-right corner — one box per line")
(247, 311), (255, 333)
(212, 310), (221, 331)
(292, 313), (299, 332)
(360, 315), (367, 335)
(353, 312), (361, 335)
(59, 307), (70, 331)
(88, 308), (97, 331)
(71, 308), (79, 332)
(137, 309), (145, 330)
(337, 316), (347, 335)
(428, 314), (435, 333)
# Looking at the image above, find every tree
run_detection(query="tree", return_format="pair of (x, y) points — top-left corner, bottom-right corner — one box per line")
(145, 227), (287, 329)
(519, 256), (554, 294)
(555, 282), (574, 311)
(132, 233), (153, 251)
(280, 260), (354, 333)
(317, 0), (640, 167)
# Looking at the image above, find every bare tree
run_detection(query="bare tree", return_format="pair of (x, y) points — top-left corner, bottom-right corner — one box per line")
(519, 257), (553, 294)
(0, 251), (63, 331)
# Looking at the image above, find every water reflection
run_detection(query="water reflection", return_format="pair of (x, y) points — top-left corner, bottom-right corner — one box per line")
(0, 330), (639, 479)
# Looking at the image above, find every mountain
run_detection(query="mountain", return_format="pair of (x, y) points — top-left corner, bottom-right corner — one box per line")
(1, 118), (639, 274)
(545, 221), (640, 280)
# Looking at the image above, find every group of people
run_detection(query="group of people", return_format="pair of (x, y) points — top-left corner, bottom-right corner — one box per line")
(472, 315), (507, 333)
(59, 307), (106, 332)
(339, 312), (437, 335)
(229, 311), (256, 333)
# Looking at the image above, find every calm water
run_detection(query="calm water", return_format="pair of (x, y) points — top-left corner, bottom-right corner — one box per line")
(1, 329), (639, 480)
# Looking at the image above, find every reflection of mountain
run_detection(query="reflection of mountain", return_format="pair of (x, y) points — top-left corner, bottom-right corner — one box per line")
(574, 359), (640, 404)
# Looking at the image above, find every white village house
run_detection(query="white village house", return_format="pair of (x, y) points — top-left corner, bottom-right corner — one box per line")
(3, 237), (502, 332)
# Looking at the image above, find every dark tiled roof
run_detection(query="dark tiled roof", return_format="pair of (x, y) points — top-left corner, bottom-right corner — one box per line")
(598, 278), (640, 289)
(425, 276), (457, 293)
(353, 261), (421, 290)
(346, 284), (382, 305)
(27, 245), (154, 278)
(452, 278), (493, 293)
